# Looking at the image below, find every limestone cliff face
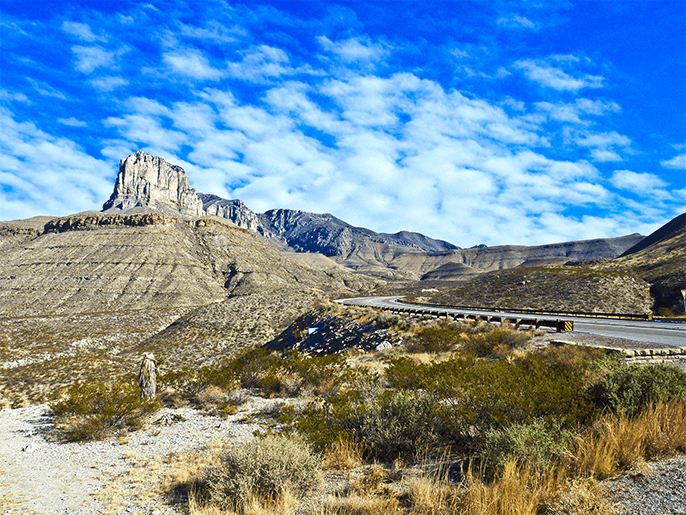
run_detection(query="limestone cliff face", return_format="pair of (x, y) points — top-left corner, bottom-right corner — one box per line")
(102, 151), (204, 217)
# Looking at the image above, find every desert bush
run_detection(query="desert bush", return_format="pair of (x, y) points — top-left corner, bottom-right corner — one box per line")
(588, 362), (686, 417)
(482, 419), (575, 476)
(465, 327), (532, 357)
(537, 345), (620, 384)
(408, 326), (461, 354)
(200, 434), (321, 511)
(354, 389), (449, 461)
(385, 355), (598, 448)
(51, 380), (162, 442)
(160, 349), (355, 401)
(371, 309), (401, 329)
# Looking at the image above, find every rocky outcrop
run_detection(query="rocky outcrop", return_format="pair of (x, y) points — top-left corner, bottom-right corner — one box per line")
(199, 194), (264, 234)
(102, 151), (204, 217)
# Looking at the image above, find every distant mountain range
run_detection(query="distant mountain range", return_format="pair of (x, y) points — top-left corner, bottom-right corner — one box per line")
(100, 151), (643, 277)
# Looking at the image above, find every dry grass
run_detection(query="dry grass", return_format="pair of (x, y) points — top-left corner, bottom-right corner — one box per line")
(323, 440), (365, 471)
(189, 489), (300, 515)
(545, 478), (617, 515)
(457, 459), (563, 515)
(318, 494), (403, 514)
(405, 474), (459, 515)
(572, 399), (686, 479)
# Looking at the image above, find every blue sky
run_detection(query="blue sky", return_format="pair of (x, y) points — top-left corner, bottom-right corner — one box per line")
(1, 0), (684, 247)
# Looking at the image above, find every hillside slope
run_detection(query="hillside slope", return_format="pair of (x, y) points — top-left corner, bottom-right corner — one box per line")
(425, 213), (684, 315)
(595, 212), (685, 314)
(0, 212), (380, 406)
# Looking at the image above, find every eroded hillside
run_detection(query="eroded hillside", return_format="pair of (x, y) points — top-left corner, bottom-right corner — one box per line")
(0, 212), (381, 406)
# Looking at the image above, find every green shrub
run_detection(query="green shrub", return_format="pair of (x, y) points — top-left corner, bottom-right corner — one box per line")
(385, 355), (598, 448)
(409, 326), (462, 353)
(462, 328), (530, 357)
(51, 380), (162, 442)
(292, 388), (448, 462)
(355, 390), (449, 461)
(482, 419), (576, 476)
(588, 363), (686, 417)
(292, 390), (365, 451)
(201, 434), (321, 510)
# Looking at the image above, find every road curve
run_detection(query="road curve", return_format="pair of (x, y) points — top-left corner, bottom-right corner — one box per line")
(335, 296), (686, 348)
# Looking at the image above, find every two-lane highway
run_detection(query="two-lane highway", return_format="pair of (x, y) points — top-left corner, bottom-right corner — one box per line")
(335, 296), (686, 348)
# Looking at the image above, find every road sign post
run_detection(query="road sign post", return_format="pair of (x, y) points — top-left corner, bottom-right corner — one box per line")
(682, 290), (686, 316)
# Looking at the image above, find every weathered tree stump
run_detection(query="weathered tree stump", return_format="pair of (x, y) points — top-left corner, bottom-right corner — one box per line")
(138, 352), (157, 398)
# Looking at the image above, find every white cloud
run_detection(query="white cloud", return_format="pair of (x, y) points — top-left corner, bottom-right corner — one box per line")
(317, 36), (388, 63)
(497, 15), (536, 29)
(0, 107), (112, 219)
(226, 45), (317, 82)
(72, 45), (115, 73)
(29, 80), (67, 99)
(58, 117), (88, 127)
(535, 99), (621, 125)
(610, 170), (669, 193)
(514, 59), (603, 91)
(90, 76), (128, 91)
(661, 153), (686, 169)
(163, 49), (223, 80)
(178, 20), (244, 42)
(61, 21), (105, 42)
(590, 149), (622, 162)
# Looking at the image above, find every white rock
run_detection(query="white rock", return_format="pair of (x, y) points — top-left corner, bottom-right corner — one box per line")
(22, 441), (39, 453)
(102, 150), (204, 217)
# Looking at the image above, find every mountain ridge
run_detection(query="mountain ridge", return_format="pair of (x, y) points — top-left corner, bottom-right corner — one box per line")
(100, 151), (643, 274)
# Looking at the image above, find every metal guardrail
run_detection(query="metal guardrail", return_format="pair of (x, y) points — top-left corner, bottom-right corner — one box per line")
(336, 298), (574, 333)
(386, 307), (572, 332)
(397, 299), (651, 321)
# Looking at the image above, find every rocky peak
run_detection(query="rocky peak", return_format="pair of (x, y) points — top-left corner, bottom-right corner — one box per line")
(102, 151), (204, 217)
(199, 193), (265, 234)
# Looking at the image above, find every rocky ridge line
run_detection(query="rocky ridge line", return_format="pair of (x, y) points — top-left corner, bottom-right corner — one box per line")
(101, 151), (459, 262)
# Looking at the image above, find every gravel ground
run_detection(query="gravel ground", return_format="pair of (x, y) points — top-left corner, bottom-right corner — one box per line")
(602, 456), (686, 515)
(0, 395), (288, 515)
(2, 397), (685, 515)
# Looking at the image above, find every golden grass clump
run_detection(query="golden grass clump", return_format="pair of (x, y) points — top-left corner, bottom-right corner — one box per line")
(323, 440), (364, 471)
(457, 459), (563, 515)
(572, 398), (686, 479)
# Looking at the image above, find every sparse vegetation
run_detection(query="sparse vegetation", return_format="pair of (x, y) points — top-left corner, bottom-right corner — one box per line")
(5, 301), (686, 514)
(50, 379), (162, 442)
(195, 434), (321, 513)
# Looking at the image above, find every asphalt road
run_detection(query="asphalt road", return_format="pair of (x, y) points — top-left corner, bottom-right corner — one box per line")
(336, 296), (686, 348)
